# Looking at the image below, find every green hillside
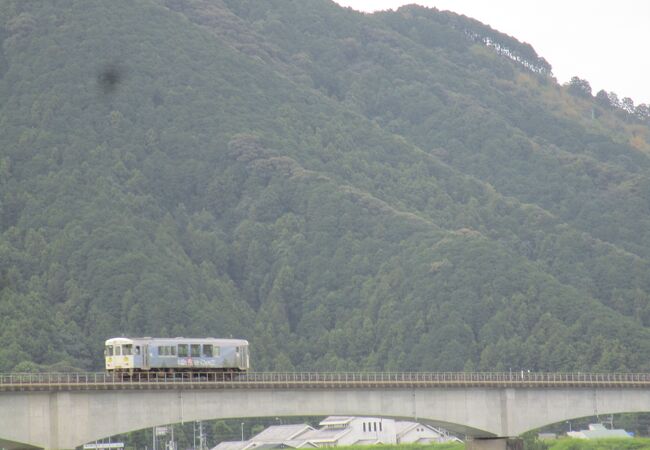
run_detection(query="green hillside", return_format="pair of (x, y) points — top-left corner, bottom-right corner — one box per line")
(1, 0), (650, 372)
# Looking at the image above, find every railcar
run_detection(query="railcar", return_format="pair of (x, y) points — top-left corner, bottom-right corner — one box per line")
(104, 337), (249, 374)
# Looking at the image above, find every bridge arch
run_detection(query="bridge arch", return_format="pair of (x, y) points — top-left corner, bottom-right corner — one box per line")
(65, 388), (499, 445)
(511, 388), (650, 435)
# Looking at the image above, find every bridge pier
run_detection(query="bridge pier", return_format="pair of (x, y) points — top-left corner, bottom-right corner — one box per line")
(466, 437), (523, 450)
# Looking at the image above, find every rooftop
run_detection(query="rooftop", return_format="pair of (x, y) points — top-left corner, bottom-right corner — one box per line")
(319, 417), (355, 426)
(212, 441), (251, 450)
(251, 425), (314, 443)
(295, 428), (350, 443)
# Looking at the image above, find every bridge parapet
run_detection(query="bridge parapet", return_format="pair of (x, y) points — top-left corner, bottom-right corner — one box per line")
(2, 371), (650, 391)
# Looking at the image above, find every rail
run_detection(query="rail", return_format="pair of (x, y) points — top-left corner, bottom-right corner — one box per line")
(2, 372), (650, 391)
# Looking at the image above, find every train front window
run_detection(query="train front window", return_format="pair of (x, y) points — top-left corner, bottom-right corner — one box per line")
(105, 345), (113, 356)
(191, 344), (200, 357)
(123, 344), (133, 355)
(178, 344), (188, 357)
(203, 344), (213, 357)
(115, 346), (122, 356)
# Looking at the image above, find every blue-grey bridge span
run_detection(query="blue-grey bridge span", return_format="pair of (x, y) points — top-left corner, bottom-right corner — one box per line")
(2, 372), (650, 449)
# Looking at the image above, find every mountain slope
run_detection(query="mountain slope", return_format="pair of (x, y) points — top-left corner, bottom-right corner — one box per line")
(170, 0), (650, 321)
(1, 0), (650, 372)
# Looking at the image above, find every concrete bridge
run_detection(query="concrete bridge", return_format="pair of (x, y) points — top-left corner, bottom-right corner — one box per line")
(2, 372), (650, 450)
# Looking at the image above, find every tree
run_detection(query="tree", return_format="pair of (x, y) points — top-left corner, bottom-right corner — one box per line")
(607, 91), (621, 108)
(567, 76), (592, 97)
(621, 97), (635, 114)
(635, 104), (650, 122)
(595, 89), (611, 108)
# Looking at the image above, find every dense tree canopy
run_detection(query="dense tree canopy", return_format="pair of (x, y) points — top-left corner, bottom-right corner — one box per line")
(1, 0), (650, 374)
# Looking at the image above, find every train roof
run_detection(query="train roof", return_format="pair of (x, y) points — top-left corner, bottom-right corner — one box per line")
(105, 337), (249, 345)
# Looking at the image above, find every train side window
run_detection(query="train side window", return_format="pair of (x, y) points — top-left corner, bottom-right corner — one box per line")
(203, 344), (213, 357)
(191, 344), (201, 357)
(215, 346), (221, 356)
(105, 345), (114, 356)
(178, 344), (188, 357)
(158, 346), (164, 356)
(123, 344), (133, 355)
(135, 346), (140, 355)
(171, 346), (176, 356)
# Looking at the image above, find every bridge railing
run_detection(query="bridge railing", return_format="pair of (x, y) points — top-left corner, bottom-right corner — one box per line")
(3, 371), (650, 389)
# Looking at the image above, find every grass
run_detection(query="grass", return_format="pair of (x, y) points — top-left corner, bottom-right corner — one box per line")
(330, 438), (650, 450)
(547, 437), (650, 450)
(332, 444), (464, 450)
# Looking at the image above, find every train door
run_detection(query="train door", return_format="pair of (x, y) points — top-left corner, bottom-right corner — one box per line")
(142, 344), (150, 370)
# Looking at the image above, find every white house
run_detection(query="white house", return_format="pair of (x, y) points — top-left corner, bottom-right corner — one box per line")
(567, 423), (631, 440)
(395, 421), (460, 444)
(212, 425), (316, 450)
(311, 416), (459, 446)
(298, 416), (398, 446)
(211, 417), (459, 450)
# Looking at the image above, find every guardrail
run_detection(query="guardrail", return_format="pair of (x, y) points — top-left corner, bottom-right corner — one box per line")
(2, 372), (650, 391)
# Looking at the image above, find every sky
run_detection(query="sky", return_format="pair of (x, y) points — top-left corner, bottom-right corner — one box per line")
(334, 0), (650, 106)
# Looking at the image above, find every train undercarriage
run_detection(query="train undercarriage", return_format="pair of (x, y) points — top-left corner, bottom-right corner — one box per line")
(108, 368), (245, 381)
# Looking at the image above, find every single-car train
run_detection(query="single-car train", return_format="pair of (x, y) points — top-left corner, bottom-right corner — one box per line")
(105, 337), (250, 374)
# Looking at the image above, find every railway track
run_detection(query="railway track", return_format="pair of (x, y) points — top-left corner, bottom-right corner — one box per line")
(3, 372), (650, 391)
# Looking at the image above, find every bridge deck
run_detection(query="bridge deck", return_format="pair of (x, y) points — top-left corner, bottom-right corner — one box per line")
(2, 372), (650, 391)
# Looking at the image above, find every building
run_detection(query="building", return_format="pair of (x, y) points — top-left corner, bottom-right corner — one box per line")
(211, 417), (460, 450)
(566, 423), (631, 439)
(395, 420), (458, 444)
(306, 416), (398, 446)
(537, 432), (557, 441)
(212, 425), (317, 450)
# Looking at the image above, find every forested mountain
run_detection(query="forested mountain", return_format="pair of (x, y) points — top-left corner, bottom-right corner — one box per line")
(1, 0), (650, 373)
